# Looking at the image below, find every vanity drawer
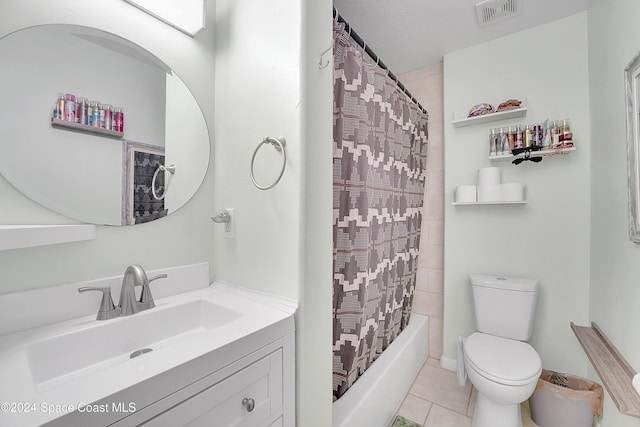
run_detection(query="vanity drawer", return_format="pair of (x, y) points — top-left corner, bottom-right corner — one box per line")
(140, 349), (282, 427)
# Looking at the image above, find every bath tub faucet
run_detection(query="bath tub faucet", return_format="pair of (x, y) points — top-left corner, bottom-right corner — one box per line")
(119, 265), (168, 316)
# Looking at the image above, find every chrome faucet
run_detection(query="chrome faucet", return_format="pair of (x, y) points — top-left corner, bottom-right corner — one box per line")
(79, 265), (167, 320)
(78, 286), (121, 320)
(119, 265), (167, 316)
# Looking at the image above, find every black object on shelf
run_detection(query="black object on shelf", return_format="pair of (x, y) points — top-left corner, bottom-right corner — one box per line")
(512, 145), (543, 165)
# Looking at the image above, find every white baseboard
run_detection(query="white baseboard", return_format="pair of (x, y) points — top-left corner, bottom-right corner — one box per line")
(440, 355), (457, 372)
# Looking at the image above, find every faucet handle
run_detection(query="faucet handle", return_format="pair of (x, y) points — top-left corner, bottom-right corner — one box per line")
(78, 286), (121, 321)
(138, 273), (168, 310)
(148, 274), (168, 282)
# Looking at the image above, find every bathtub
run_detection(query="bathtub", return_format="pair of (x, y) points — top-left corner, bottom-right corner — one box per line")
(332, 313), (429, 427)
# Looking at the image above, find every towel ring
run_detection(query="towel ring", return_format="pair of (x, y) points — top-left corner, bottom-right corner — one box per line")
(152, 164), (176, 200)
(250, 136), (287, 190)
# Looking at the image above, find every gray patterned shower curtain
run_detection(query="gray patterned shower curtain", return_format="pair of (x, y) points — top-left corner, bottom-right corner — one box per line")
(332, 21), (429, 400)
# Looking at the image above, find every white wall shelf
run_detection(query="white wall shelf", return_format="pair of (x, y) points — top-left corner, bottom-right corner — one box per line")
(490, 146), (576, 161)
(51, 118), (123, 139)
(452, 106), (527, 128)
(453, 184), (527, 205)
(0, 225), (97, 251)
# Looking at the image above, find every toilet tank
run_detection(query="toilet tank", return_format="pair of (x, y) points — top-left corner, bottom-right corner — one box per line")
(470, 274), (538, 341)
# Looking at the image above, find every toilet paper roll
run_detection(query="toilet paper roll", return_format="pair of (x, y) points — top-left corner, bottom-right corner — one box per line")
(477, 167), (501, 187)
(455, 185), (477, 203)
(477, 184), (501, 202)
(500, 183), (524, 202)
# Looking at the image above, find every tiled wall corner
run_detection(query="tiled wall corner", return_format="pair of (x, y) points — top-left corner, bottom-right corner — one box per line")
(400, 62), (444, 360)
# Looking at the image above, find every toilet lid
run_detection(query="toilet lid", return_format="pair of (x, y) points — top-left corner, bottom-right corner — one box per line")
(464, 332), (541, 386)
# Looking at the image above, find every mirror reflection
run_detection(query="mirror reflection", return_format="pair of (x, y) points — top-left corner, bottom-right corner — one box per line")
(0, 25), (210, 225)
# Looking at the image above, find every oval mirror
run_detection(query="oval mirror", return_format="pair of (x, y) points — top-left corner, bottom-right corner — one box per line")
(0, 24), (210, 225)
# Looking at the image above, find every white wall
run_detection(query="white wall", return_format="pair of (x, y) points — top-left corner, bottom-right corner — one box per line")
(213, 0), (302, 299)
(299, 1), (334, 425)
(443, 13), (591, 375)
(0, 0), (215, 294)
(212, 0), (333, 425)
(588, 1), (640, 425)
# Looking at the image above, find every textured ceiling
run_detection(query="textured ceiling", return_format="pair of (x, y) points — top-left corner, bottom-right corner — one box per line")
(332, 0), (590, 74)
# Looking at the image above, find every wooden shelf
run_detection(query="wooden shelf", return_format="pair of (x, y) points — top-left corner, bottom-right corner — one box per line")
(0, 225), (96, 251)
(51, 118), (123, 139)
(490, 146), (576, 161)
(571, 321), (640, 418)
(452, 106), (527, 128)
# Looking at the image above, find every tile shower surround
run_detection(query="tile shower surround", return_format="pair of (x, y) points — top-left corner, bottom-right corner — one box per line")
(399, 63), (444, 360)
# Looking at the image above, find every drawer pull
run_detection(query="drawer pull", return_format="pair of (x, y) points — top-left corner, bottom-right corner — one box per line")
(242, 397), (255, 412)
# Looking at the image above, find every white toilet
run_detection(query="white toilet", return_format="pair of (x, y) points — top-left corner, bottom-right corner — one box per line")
(462, 274), (542, 427)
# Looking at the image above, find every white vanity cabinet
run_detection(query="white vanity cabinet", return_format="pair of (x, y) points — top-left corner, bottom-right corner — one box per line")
(0, 271), (297, 427)
(110, 335), (294, 427)
(143, 351), (282, 427)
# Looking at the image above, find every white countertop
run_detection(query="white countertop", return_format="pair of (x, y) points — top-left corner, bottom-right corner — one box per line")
(0, 275), (296, 427)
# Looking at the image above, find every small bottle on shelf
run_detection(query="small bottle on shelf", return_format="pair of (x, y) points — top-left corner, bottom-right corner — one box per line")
(91, 101), (100, 127)
(532, 124), (542, 147)
(99, 103), (105, 129)
(64, 93), (76, 122)
(499, 127), (509, 155)
(515, 125), (524, 149)
(77, 97), (88, 125)
(489, 128), (498, 156)
(87, 101), (94, 126)
(55, 94), (65, 120)
(104, 104), (113, 130)
(542, 121), (552, 148)
(552, 120), (561, 147)
(560, 119), (573, 147)
(524, 124), (533, 148)
(507, 126), (516, 151)
(114, 107), (124, 133)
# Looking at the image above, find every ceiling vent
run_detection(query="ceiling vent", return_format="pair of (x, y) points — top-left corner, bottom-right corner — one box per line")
(475, 0), (520, 27)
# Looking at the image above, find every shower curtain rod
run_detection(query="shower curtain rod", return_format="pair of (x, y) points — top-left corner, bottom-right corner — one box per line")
(333, 7), (429, 117)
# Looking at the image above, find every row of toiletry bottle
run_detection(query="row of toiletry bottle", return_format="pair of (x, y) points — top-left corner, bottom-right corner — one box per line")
(489, 119), (573, 157)
(52, 93), (124, 133)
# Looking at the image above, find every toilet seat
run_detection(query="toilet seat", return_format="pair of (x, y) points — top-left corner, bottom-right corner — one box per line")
(464, 332), (541, 386)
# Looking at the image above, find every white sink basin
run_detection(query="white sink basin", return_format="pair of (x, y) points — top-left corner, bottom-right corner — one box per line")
(26, 299), (241, 390)
(0, 268), (297, 427)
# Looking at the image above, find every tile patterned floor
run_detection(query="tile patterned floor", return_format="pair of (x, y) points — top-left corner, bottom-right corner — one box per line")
(395, 358), (540, 427)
